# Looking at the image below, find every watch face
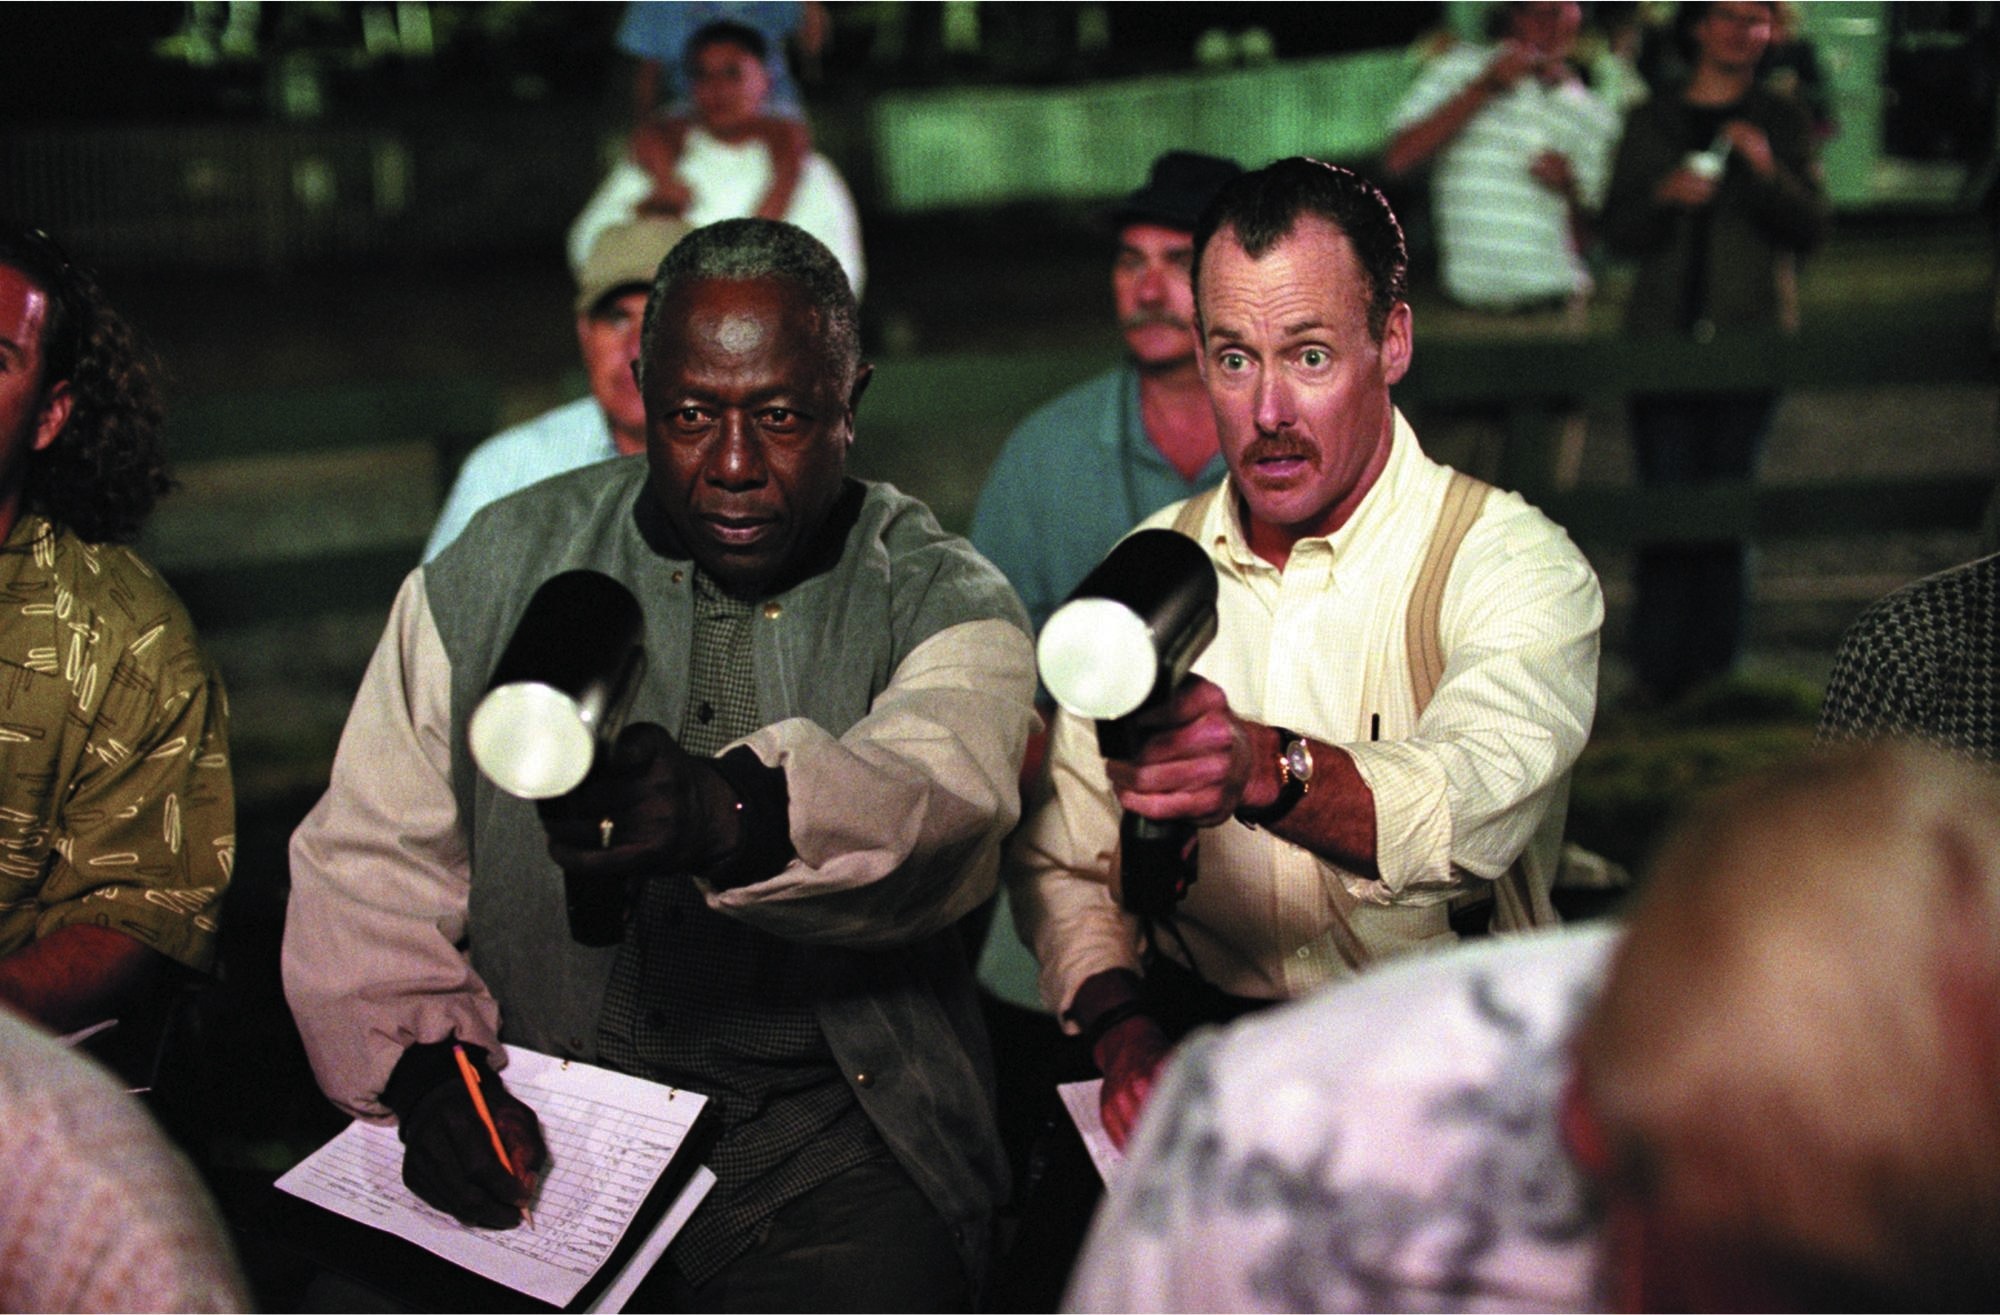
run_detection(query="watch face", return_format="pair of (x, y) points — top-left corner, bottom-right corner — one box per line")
(1284, 738), (1314, 784)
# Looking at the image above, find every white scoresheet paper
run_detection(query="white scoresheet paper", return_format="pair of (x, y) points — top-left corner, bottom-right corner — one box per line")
(1059, 1078), (1126, 1186)
(277, 1046), (709, 1309)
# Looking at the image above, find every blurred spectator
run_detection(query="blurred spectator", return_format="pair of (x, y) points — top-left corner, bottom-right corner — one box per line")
(1601, 0), (1829, 707)
(617, 1), (824, 119)
(969, 151), (1240, 640)
(0, 1003), (249, 1311)
(1066, 742), (2000, 1311)
(626, 13), (820, 231)
(0, 224), (233, 1040)
(1818, 551), (2000, 762)
(426, 217), (687, 560)
(569, 17), (863, 295)
(1385, 2), (1621, 319)
(1763, 2), (1836, 140)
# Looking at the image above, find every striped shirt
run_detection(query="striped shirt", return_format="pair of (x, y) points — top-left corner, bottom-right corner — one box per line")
(1391, 45), (1621, 310)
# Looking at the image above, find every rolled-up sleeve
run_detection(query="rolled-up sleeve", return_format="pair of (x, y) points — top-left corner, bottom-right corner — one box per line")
(707, 617), (1037, 948)
(1346, 510), (1602, 904)
(283, 570), (501, 1120)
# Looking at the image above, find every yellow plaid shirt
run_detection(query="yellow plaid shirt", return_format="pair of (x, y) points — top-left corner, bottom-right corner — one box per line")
(1012, 412), (1602, 1015)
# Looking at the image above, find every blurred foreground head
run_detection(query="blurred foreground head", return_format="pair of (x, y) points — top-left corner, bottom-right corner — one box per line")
(1574, 741), (2000, 1310)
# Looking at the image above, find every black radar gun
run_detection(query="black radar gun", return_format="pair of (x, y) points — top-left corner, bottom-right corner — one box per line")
(467, 570), (646, 946)
(1036, 528), (1218, 919)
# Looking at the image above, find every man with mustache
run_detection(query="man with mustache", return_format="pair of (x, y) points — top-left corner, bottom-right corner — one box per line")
(285, 219), (1035, 1310)
(970, 151), (1241, 643)
(1010, 159), (1603, 1149)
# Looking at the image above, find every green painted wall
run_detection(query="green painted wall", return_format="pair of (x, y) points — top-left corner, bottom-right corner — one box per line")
(870, 48), (1419, 210)
(869, 2), (1916, 214)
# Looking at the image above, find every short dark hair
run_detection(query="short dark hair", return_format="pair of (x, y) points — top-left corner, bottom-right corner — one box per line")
(1190, 157), (1410, 343)
(685, 19), (768, 70)
(1677, 1), (1778, 61)
(639, 217), (861, 391)
(0, 222), (171, 544)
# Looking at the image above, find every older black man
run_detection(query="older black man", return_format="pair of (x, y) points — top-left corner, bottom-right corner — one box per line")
(284, 219), (1035, 1312)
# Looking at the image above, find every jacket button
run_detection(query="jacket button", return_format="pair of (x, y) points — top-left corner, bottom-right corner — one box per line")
(854, 1071), (874, 1088)
(762, 601), (782, 620)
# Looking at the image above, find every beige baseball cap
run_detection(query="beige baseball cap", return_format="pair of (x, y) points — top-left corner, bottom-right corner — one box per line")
(574, 217), (692, 317)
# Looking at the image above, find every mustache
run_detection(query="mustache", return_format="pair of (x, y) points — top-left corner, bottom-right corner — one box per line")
(1120, 312), (1192, 333)
(1242, 436), (1319, 464)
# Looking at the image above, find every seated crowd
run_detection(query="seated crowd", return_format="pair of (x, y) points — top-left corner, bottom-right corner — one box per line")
(0, 8), (1989, 1311)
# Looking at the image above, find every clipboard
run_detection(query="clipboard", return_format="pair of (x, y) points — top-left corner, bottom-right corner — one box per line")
(275, 1047), (719, 1313)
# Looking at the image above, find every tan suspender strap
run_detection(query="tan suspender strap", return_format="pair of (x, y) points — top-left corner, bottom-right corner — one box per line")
(1403, 471), (1558, 934)
(1171, 485), (1219, 541)
(1406, 470), (1492, 709)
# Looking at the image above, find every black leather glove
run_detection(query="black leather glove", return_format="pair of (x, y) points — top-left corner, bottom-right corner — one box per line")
(539, 723), (736, 879)
(382, 1039), (546, 1229)
(539, 723), (794, 893)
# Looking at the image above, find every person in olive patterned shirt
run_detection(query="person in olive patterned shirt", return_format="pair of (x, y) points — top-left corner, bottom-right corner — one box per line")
(0, 223), (232, 1034)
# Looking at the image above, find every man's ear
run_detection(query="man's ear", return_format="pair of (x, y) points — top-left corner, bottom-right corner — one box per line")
(32, 381), (70, 452)
(846, 362), (874, 430)
(1380, 302), (1414, 388)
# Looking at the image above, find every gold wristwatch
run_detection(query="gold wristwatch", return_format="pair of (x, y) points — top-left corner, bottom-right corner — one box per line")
(1235, 726), (1312, 828)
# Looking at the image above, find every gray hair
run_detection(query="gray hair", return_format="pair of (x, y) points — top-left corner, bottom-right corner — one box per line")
(639, 218), (861, 390)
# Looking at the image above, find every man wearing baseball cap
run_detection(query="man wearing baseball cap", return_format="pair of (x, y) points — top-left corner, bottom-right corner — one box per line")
(424, 217), (690, 559)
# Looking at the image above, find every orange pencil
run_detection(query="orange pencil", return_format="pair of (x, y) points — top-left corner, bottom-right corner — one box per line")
(453, 1043), (533, 1228)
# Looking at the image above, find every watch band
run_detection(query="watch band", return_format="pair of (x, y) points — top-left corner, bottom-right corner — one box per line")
(1235, 725), (1309, 829)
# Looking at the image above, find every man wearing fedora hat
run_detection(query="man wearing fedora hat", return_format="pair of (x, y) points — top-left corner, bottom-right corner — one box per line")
(967, 146), (1240, 1070)
(970, 150), (1243, 644)
(424, 217), (691, 559)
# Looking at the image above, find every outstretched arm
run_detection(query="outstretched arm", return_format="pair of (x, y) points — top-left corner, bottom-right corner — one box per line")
(698, 617), (1038, 948)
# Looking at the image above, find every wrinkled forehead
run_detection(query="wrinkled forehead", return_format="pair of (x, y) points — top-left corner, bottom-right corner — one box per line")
(1195, 217), (1363, 316)
(648, 274), (846, 384)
